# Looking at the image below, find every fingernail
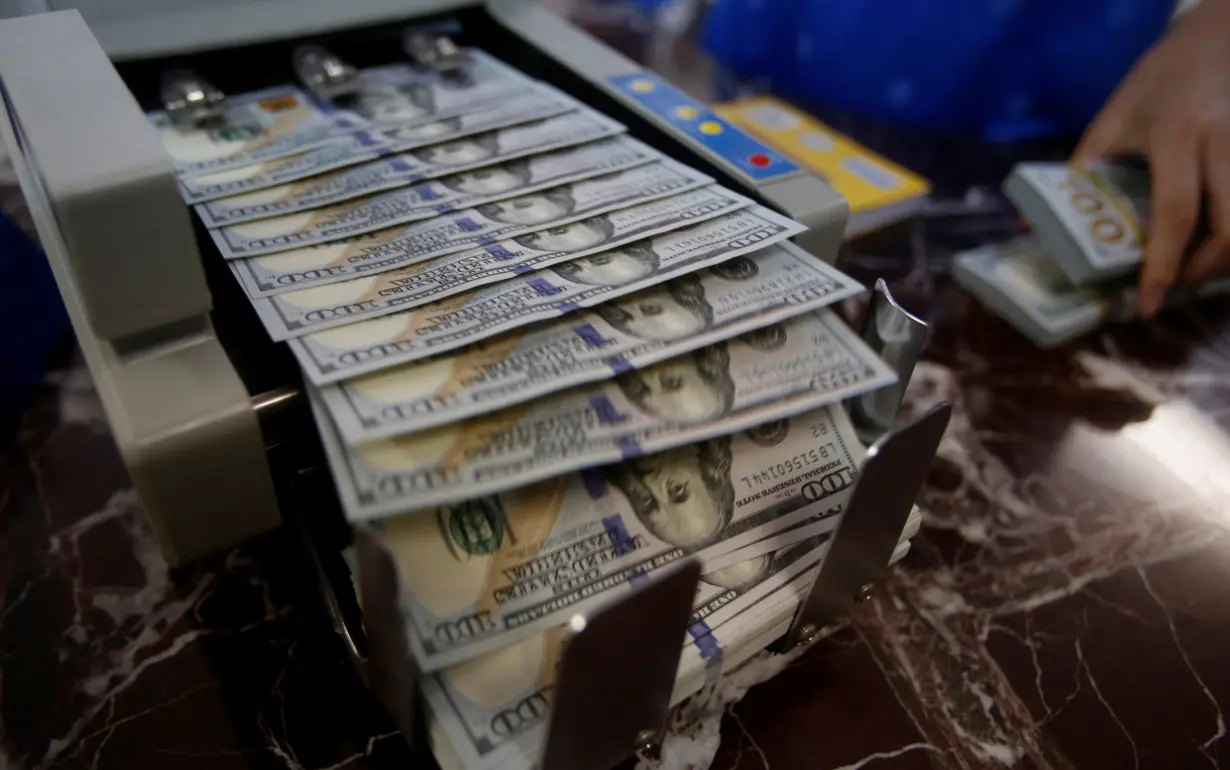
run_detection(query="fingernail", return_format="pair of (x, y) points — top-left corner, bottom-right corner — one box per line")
(1138, 284), (1165, 317)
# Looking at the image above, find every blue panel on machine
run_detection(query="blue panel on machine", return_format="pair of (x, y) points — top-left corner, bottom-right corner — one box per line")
(607, 72), (799, 182)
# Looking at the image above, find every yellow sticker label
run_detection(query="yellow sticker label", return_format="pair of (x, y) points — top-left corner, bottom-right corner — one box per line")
(715, 95), (930, 215)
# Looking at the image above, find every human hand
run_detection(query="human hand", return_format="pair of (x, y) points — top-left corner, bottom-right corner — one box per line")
(1072, 0), (1230, 317)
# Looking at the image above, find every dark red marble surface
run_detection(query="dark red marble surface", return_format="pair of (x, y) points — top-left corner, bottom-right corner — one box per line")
(5, 6), (1230, 770)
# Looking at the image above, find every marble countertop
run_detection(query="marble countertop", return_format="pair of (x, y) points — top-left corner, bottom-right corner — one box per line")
(4, 8), (1230, 770)
(5, 232), (1230, 770)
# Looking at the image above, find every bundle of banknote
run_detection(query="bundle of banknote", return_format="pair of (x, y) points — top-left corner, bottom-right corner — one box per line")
(955, 234), (1230, 349)
(1003, 162), (1150, 286)
(363, 501), (921, 770)
(150, 46), (921, 770)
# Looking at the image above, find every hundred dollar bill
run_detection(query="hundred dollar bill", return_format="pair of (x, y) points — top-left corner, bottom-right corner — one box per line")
(149, 86), (367, 178)
(688, 514), (842, 574)
(420, 510), (920, 770)
(234, 184), (748, 299)
(330, 400), (864, 669)
(156, 51), (532, 178)
(316, 310), (893, 511)
(418, 536), (832, 770)
(248, 187), (752, 336)
(225, 160), (714, 282)
(287, 211), (809, 384)
(1004, 162), (1149, 285)
(343, 52), (537, 132)
(211, 136), (662, 257)
(953, 234), (1230, 349)
(318, 241), (863, 440)
(178, 85), (579, 204)
(195, 110), (626, 227)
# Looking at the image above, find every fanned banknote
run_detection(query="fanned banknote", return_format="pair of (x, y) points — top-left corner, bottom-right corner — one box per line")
(237, 183), (747, 301)
(148, 86), (367, 178)
(195, 110), (626, 227)
(212, 137), (662, 257)
(178, 85), (580, 204)
(344, 52), (537, 131)
(1004, 162), (1149, 285)
(224, 160), (714, 284)
(313, 310), (893, 511)
(331, 401), (863, 669)
(317, 242), (863, 442)
(248, 188), (753, 338)
(954, 233), (1230, 348)
(286, 213), (813, 383)
(228, 164), (718, 296)
(153, 51), (532, 177)
(418, 536), (833, 770)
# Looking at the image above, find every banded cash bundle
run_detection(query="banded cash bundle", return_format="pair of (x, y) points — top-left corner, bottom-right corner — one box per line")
(194, 109), (626, 226)
(416, 514), (921, 770)
(954, 234), (1230, 348)
(344, 403), (866, 670)
(179, 84), (581, 204)
(1004, 162), (1149, 285)
(151, 50), (535, 178)
(420, 540), (829, 770)
(313, 309), (894, 514)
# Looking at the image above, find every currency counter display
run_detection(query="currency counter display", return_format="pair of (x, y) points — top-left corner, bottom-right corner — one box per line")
(0, 4), (946, 769)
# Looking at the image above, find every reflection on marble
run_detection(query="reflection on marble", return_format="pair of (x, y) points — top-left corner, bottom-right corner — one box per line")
(707, 283), (1230, 770)
(0, 355), (411, 770)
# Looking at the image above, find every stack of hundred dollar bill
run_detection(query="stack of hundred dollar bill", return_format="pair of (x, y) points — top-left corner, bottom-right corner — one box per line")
(150, 49), (920, 770)
(955, 162), (1230, 349)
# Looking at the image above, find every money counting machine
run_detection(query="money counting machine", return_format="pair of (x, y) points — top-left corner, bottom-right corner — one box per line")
(0, 3), (948, 768)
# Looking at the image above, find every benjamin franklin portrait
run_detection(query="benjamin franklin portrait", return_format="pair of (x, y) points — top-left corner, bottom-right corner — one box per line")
(411, 133), (500, 167)
(603, 435), (735, 550)
(548, 242), (659, 287)
(384, 117), (463, 145)
(614, 343), (736, 424)
(476, 190), (576, 227)
(513, 216), (616, 254)
(592, 274), (715, 342)
(439, 160), (533, 196)
(352, 81), (436, 125)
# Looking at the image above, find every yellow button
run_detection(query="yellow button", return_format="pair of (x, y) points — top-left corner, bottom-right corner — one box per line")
(630, 79), (656, 93)
(699, 121), (724, 135)
(674, 105), (700, 120)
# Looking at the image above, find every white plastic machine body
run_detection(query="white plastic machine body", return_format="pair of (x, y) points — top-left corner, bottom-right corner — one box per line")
(0, 10), (280, 566)
(0, 0), (848, 566)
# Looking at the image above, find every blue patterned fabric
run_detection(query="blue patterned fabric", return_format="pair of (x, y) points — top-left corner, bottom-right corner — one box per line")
(699, 0), (1174, 141)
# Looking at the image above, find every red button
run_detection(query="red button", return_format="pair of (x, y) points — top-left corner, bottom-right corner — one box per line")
(749, 153), (772, 168)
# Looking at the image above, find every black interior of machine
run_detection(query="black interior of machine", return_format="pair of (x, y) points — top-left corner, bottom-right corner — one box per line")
(108, 8), (775, 671)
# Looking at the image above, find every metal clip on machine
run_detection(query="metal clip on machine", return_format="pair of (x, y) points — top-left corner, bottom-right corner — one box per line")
(0, 3), (945, 768)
